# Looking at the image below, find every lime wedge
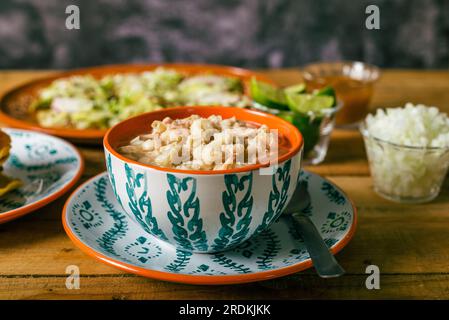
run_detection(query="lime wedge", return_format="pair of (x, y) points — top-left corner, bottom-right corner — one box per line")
(285, 83), (306, 95)
(286, 92), (335, 115)
(315, 86), (335, 97)
(250, 78), (288, 110)
(314, 86), (337, 107)
(276, 111), (294, 123)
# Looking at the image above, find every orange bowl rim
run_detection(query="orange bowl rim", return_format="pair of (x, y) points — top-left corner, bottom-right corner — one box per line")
(103, 106), (304, 175)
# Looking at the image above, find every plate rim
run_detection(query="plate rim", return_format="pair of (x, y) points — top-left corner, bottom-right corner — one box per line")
(62, 171), (358, 285)
(0, 128), (84, 224)
(0, 63), (275, 144)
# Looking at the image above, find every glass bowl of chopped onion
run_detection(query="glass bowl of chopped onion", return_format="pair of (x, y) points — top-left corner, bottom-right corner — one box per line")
(361, 103), (449, 203)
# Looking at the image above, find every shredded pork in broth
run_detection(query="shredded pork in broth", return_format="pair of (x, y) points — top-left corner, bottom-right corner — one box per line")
(118, 115), (285, 171)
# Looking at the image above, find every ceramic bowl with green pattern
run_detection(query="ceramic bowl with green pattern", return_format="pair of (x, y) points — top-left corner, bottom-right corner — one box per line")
(104, 107), (303, 253)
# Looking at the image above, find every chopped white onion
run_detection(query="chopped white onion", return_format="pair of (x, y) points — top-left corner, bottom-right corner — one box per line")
(363, 103), (449, 201)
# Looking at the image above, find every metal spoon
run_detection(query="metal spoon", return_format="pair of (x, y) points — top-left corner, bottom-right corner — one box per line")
(283, 180), (345, 278)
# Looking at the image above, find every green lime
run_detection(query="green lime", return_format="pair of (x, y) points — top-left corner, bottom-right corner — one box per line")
(276, 111), (294, 123)
(314, 86), (335, 96)
(278, 84), (336, 156)
(284, 83), (306, 95)
(278, 111), (320, 155)
(314, 86), (337, 106)
(250, 78), (288, 110)
(286, 92), (335, 115)
(293, 115), (321, 155)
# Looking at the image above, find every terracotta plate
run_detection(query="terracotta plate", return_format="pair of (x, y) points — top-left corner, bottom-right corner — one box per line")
(0, 64), (273, 144)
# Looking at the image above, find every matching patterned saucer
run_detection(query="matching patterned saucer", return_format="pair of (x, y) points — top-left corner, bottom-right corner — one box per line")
(63, 170), (356, 285)
(0, 128), (84, 224)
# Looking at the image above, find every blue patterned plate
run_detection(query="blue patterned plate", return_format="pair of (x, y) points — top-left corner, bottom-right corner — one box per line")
(63, 171), (356, 285)
(0, 128), (84, 224)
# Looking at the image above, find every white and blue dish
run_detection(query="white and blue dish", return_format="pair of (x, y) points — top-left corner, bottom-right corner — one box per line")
(63, 170), (357, 285)
(0, 128), (84, 223)
(103, 106), (304, 253)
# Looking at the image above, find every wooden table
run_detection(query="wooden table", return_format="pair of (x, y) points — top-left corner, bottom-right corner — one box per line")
(0, 69), (448, 299)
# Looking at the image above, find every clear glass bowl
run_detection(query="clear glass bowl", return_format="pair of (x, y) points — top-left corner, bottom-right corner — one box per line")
(303, 61), (380, 128)
(360, 121), (449, 203)
(253, 102), (341, 165)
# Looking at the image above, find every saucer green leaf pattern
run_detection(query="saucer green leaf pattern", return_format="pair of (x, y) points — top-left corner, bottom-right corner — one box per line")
(0, 129), (82, 219)
(212, 253), (252, 274)
(321, 181), (346, 205)
(64, 170), (356, 281)
(256, 229), (282, 270)
(166, 174), (208, 251)
(213, 172), (253, 252)
(94, 176), (128, 256)
(164, 249), (193, 272)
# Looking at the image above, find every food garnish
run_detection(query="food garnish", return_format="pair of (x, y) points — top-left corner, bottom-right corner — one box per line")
(31, 68), (251, 130)
(0, 130), (22, 197)
(362, 103), (449, 202)
(250, 78), (337, 154)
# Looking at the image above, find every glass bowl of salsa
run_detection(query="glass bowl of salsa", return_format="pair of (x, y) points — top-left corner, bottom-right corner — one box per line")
(303, 61), (380, 128)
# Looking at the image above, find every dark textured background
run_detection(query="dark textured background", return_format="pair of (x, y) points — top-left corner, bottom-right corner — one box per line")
(0, 0), (448, 69)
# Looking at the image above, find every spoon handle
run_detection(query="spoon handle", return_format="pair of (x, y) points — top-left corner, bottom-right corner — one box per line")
(292, 213), (345, 278)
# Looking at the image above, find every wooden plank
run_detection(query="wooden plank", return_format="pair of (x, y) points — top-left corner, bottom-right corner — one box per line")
(1, 273), (449, 300)
(306, 130), (369, 176)
(0, 70), (57, 96)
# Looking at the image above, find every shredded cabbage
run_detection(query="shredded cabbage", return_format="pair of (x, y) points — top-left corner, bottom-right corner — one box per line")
(31, 68), (251, 129)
